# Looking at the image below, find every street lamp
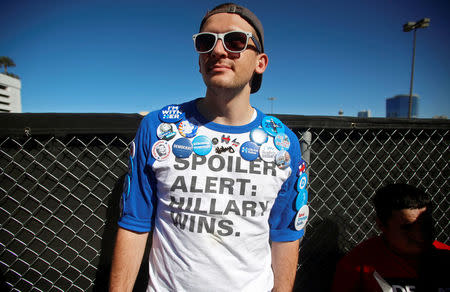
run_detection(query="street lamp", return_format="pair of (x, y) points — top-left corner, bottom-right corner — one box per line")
(403, 18), (430, 118)
(268, 97), (276, 114)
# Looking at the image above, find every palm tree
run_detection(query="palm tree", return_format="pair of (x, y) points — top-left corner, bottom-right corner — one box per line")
(0, 56), (16, 73)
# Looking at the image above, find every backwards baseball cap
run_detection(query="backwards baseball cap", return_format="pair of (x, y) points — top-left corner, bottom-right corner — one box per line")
(199, 3), (265, 93)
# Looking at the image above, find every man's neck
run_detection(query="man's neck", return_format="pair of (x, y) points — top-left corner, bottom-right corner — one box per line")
(197, 87), (254, 126)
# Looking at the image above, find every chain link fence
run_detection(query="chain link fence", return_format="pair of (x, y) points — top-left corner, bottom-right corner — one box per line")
(1, 114), (448, 291)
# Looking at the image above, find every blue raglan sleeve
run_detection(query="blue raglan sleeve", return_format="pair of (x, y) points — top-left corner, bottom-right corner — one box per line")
(269, 126), (307, 242)
(118, 113), (158, 232)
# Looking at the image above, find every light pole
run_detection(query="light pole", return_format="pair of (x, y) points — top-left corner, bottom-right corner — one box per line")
(403, 18), (430, 118)
(268, 97), (276, 114)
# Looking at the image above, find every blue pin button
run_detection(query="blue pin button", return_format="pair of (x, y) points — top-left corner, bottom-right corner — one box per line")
(274, 133), (291, 151)
(240, 141), (260, 161)
(262, 116), (285, 136)
(158, 105), (184, 123)
(297, 173), (308, 191)
(295, 189), (308, 210)
(250, 127), (268, 145)
(172, 138), (193, 158)
(178, 119), (198, 138)
(193, 135), (212, 156)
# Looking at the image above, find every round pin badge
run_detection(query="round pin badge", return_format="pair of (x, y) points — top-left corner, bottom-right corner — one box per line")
(123, 174), (131, 199)
(178, 119), (198, 138)
(152, 140), (171, 161)
(250, 128), (268, 145)
(297, 173), (308, 191)
(193, 135), (212, 156)
(274, 133), (291, 151)
(157, 123), (177, 141)
(172, 138), (193, 158)
(298, 158), (306, 176)
(240, 141), (260, 161)
(275, 150), (291, 169)
(158, 104), (184, 123)
(129, 141), (136, 159)
(127, 156), (134, 175)
(262, 116), (285, 136)
(259, 142), (278, 162)
(295, 189), (308, 210)
(294, 205), (309, 231)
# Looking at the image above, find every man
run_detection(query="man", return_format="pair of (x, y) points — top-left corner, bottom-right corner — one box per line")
(110, 3), (308, 292)
(331, 183), (450, 292)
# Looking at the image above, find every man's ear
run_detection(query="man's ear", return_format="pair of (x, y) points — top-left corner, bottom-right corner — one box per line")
(255, 53), (268, 74)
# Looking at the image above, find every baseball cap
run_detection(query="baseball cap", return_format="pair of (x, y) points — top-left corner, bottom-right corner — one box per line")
(199, 3), (265, 93)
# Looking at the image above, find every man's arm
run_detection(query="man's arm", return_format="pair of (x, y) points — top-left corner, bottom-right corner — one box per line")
(109, 227), (149, 292)
(271, 239), (300, 292)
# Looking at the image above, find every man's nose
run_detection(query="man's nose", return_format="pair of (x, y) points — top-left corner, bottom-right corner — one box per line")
(211, 39), (227, 57)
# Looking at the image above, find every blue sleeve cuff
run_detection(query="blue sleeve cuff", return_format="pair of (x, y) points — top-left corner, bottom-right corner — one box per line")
(270, 228), (305, 242)
(118, 215), (152, 233)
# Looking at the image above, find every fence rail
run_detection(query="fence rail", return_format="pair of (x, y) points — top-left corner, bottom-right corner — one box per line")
(1, 114), (448, 291)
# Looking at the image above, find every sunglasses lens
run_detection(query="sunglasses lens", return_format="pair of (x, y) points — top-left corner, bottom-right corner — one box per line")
(224, 32), (247, 52)
(195, 34), (216, 52)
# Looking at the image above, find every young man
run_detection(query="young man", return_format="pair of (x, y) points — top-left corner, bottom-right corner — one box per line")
(331, 183), (450, 292)
(110, 3), (308, 291)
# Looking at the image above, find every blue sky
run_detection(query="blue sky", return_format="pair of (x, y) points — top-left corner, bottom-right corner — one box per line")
(2, 0), (449, 117)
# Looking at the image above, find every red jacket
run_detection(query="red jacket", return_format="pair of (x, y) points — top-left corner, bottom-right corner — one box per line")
(331, 237), (450, 292)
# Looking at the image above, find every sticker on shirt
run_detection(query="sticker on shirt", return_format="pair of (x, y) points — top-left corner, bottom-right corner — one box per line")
(158, 104), (184, 123)
(259, 142), (278, 162)
(262, 116), (285, 136)
(178, 119), (198, 138)
(172, 138), (193, 158)
(152, 140), (171, 161)
(157, 123), (177, 141)
(129, 141), (136, 159)
(294, 205), (309, 231)
(298, 158), (306, 176)
(295, 189), (308, 210)
(221, 135), (231, 144)
(193, 135), (212, 156)
(297, 173), (308, 191)
(240, 141), (259, 161)
(274, 133), (290, 151)
(250, 127), (268, 145)
(275, 150), (291, 169)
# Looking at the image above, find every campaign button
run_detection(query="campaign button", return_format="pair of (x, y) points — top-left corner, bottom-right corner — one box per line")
(157, 123), (177, 140)
(297, 173), (308, 190)
(240, 141), (259, 161)
(172, 138), (193, 158)
(275, 150), (291, 169)
(158, 105), (184, 123)
(262, 116), (285, 136)
(294, 205), (309, 230)
(250, 127), (268, 145)
(129, 140), (136, 159)
(298, 158), (306, 176)
(259, 142), (278, 162)
(193, 135), (212, 156)
(274, 133), (291, 151)
(152, 140), (171, 161)
(295, 189), (308, 210)
(123, 174), (131, 199)
(178, 119), (198, 138)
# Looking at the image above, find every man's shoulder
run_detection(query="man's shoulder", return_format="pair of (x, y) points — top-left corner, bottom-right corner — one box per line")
(339, 237), (385, 265)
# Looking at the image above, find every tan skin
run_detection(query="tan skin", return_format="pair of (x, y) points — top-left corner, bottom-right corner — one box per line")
(377, 207), (433, 270)
(110, 12), (299, 292)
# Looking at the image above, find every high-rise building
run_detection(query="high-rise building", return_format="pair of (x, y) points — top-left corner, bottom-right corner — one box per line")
(0, 73), (22, 113)
(386, 94), (418, 118)
(357, 110), (371, 118)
